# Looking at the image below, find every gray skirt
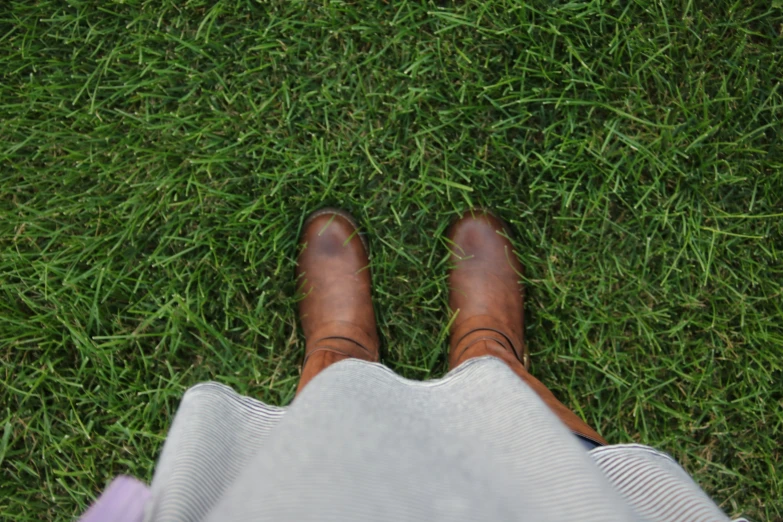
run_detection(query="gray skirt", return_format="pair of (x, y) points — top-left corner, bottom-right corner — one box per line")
(144, 357), (742, 522)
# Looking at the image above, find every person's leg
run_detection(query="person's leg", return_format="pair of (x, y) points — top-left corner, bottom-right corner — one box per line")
(295, 209), (380, 394)
(447, 210), (607, 446)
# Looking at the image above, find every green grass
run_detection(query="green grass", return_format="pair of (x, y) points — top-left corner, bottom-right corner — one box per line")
(1, 0), (782, 519)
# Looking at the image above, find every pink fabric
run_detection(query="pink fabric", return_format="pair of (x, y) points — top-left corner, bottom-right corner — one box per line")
(79, 476), (150, 522)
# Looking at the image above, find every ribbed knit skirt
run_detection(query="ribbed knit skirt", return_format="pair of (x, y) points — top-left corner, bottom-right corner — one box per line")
(144, 357), (741, 522)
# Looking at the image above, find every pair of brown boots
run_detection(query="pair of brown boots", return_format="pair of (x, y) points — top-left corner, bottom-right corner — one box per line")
(295, 208), (606, 446)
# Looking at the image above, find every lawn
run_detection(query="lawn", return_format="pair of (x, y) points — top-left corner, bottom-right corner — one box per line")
(1, 0), (782, 520)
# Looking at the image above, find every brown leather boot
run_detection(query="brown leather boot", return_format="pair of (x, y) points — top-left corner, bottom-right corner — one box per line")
(447, 210), (607, 445)
(295, 209), (380, 394)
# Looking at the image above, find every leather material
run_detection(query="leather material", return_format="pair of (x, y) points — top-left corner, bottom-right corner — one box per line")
(295, 209), (379, 394)
(447, 210), (528, 369)
(305, 321), (378, 364)
(450, 314), (527, 370)
(447, 210), (607, 445)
